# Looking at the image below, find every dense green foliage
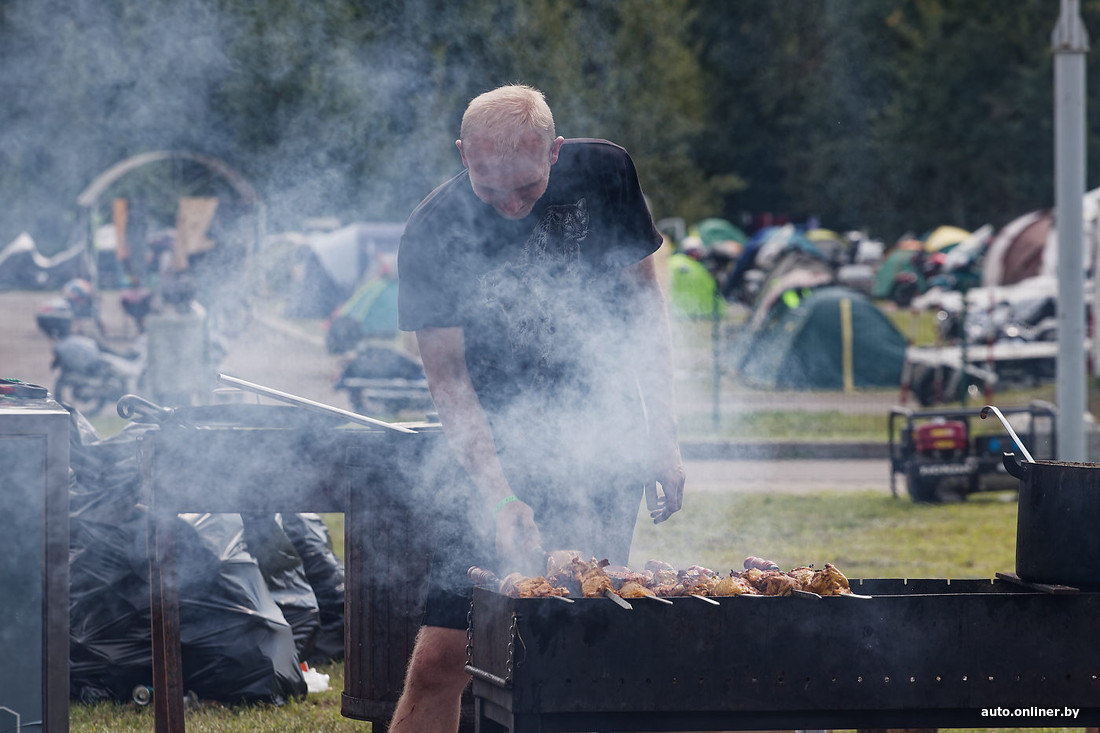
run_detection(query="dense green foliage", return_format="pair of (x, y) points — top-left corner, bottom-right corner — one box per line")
(3, 1), (1100, 250)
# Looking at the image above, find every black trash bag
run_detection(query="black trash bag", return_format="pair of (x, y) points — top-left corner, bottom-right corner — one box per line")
(240, 512), (321, 662)
(280, 513), (346, 663)
(176, 513), (306, 704)
(67, 409), (306, 705)
(68, 416), (158, 703)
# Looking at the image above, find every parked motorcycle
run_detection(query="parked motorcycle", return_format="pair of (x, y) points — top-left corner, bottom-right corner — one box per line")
(51, 334), (146, 416)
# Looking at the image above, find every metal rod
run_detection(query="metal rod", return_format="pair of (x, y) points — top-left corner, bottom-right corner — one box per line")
(690, 594), (720, 605)
(604, 590), (633, 610)
(980, 405), (1036, 463)
(464, 664), (511, 688)
(217, 373), (417, 433)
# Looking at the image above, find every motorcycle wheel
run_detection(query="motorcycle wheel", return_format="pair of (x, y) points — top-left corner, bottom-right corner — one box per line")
(54, 376), (108, 416)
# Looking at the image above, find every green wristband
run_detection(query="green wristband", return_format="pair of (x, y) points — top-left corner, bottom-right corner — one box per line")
(492, 494), (519, 517)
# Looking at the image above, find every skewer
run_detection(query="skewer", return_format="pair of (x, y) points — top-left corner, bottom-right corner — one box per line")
(604, 590), (633, 610)
(793, 589), (822, 600)
(689, 594), (720, 605)
(641, 594), (674, 605)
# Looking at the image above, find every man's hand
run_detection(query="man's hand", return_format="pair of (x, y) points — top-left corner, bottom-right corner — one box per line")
(494, 499), (544, 573)
(646, 442), (685, 524)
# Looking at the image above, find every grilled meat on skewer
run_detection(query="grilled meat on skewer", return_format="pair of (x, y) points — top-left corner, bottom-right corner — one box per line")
(579, 558), (614, 597)
(494, 552), (858, 599)
(500, 572), (571, 598)
(644, 559), (679, 587)
(744, 556), (781, 572)
(546, 550), (582, 577)
(619, 580), (657, 598)
(807, 562), (852, 596)
(713, 573), (758, 596)
(604, 564), (653, 591)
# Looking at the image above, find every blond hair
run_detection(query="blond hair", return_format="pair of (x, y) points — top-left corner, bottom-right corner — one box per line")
(460, 84), (556, 156)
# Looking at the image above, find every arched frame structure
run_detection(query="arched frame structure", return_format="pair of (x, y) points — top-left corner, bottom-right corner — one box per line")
(77, 150), (267, 290)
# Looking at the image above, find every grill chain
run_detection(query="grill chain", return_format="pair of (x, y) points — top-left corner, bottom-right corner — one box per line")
(466, 600), (518, 686)
(465, 601), (475, 668)
(506, 612), (518, 685)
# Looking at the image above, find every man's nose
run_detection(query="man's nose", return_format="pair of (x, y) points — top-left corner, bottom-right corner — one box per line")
(500, 193), (525, 215)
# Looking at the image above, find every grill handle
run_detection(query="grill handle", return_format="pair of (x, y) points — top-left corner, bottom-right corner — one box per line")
(464, 664), (511, 688)
(1002, 451), (1031, 480)
(980, 404), (1035, 463)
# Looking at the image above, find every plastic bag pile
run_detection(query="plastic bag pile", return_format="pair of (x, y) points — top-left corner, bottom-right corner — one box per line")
(67, 411), (345, 704)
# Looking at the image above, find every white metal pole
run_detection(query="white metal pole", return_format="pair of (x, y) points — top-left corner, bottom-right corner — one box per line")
(1053, 0), (1089, 461)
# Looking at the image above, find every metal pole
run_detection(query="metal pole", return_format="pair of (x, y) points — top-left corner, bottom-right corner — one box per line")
(1053, 0), (1089, 461)
(712, 288), (721, 430)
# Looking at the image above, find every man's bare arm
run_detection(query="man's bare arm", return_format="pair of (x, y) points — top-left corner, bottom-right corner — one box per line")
(416, 326), (542, 558)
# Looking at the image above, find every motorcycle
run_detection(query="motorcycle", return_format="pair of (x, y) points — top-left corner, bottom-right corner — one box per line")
(51, 333), (146, 416)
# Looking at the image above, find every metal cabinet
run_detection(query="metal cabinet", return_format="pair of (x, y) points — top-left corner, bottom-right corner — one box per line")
(0, 399), (69, 733)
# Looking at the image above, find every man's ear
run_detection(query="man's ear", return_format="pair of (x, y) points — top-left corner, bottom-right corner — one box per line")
(456, 139), (468, 168)
(549, 136), (564, 165)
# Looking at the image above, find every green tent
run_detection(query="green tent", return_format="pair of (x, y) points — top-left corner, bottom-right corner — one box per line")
(737, 286), (906, 390)
(871, 246), (920, 300)
(325, 275), (399, 352)
(692, 218), (748, 248)
(668, 252), (725, 318)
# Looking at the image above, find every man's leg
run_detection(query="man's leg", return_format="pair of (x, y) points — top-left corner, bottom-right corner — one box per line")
(390, 625), (470, 733)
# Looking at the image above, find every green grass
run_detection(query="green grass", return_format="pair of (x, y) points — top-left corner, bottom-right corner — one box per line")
(679, 408), (889, 441)
(68, 659), (366, 732)
(629, 489), (1020, 580)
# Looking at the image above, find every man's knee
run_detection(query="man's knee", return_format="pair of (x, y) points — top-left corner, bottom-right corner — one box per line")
(404, 626), (470, 694)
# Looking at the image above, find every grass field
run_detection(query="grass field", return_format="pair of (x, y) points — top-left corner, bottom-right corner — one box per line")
(70, 489), (1089, 733)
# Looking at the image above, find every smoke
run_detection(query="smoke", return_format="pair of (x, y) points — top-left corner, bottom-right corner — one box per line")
(0, 0), (470, 252)
(2, 0), (688, 622)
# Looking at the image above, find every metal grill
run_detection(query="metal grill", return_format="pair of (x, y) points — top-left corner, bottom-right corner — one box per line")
(467, 579), (1100, 732)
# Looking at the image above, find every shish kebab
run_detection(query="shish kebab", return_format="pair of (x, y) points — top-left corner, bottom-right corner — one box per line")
(468, 551), (866, 609)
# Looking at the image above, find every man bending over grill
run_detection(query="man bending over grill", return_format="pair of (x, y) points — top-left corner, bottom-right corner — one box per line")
(392, 83), (685, 733)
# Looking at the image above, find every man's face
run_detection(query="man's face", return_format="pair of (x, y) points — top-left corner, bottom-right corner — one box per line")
(459, 134), (563, 220)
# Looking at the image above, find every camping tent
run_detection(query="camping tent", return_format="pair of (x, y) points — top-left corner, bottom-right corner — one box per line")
(982, 210), (1052, 287)
(284, 222), (404, 318)
(982, 186), (1100, 286)
(923, 225), (971, 252)
(691, 218), (748, 254)
(871, 240), (922, 300)
(737, 285), (907, 390)
(667, 252), (724, 318)
(325, 274), (400, 353)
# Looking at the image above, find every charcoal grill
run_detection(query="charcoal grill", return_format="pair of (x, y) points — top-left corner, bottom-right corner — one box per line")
(467, 579), (1100, 731)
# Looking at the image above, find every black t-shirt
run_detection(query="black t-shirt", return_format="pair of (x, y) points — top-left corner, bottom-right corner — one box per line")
(398, 138), (661, 429)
